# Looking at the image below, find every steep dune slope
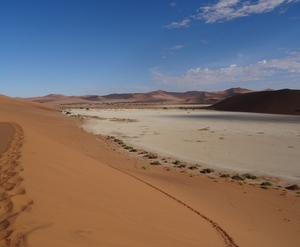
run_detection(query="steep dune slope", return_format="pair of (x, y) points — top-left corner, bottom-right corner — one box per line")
(209, 89), (300, 115)
(0, 95), (299, 247)
(0, 95), (225, 246)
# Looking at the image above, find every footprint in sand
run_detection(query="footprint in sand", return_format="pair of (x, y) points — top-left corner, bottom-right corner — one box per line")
(0, 123), (34, 246)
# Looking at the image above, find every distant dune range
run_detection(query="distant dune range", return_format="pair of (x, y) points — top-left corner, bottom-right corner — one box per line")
(25, 87), (252, 105)
(25, 88), (300, 116)
(209, 89), (300, 115)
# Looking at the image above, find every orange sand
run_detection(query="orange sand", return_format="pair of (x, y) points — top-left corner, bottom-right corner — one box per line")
(0, 94), (299, 247)
(0, 123), (14, 156)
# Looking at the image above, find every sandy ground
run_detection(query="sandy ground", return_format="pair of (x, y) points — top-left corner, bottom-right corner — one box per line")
(0, 123), (14, 156)
(70, 108), (300, 182)
(0, 95), (300, 247)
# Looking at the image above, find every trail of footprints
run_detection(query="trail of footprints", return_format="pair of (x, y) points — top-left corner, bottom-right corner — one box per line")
(0, 122), (241, 246)
(0, 123), (32, 247)
(110, 165), (239, 247)
(216, 186), (259, 232)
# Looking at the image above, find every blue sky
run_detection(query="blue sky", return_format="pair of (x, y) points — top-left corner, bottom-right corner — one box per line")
(1, 0), (300, 97)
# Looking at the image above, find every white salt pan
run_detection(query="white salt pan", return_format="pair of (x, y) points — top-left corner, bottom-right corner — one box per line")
(70, 108), (300, 182)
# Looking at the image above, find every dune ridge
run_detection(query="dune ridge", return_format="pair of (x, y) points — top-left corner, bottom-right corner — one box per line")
(24, 87), (252, 105)
(0, 95), (229, 246)
(0, 94), (299, 246)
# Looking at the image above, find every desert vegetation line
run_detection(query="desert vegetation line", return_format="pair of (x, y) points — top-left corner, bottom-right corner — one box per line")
(108, 164), (239, 247)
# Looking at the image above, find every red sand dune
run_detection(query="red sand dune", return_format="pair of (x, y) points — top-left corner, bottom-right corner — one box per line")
(0, 94), (299, 246)
(209, 89), (300, 115)
(25, 87), (252, 105)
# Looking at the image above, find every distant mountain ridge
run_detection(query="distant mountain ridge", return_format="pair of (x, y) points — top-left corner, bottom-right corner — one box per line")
(25, 87), (252, 104)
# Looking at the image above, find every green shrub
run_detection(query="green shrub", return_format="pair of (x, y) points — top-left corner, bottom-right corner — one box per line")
(232, 175), (245, 181)
(261, 181), (272, 187)
(220, 174), (230, 178)
(144, 153), (158, 159)
(150, 161), (161, 165)
(200, 168), (214, 174)
(243, 173), (257, 179)
(142, 166), (151, 171)
(114, 139), (124, 145)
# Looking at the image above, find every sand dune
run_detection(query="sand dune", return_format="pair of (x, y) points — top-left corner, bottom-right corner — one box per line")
(0, 123), (30, 246)
(24, 87), (252, 105)
(210, 89), (300, 115)
(0, 95), (300, 247)
(0, 123), (14, 155)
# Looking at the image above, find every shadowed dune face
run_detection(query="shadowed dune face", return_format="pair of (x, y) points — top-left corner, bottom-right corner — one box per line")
(210, 89), (300, 115)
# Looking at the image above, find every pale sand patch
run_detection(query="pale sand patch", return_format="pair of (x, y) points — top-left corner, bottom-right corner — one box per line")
(71, 108), (300, 182)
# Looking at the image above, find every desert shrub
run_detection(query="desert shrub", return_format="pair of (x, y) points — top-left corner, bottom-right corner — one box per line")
(200, 168), (215, 174)
(150, 161), (161, 165)
(144, 153), (158, 159)
(142, 166), (151, 171)
(243, 173), (257, 179)
(173, 160), (181, 165)
(114, 139), (124, 145)
(261, 181), (272, 187)
(285, 184), (299, 190)
(129, 148), (137, 152)
(177, 164), (186, 168)
(220, 174), (230, 178)
(232, 175), (245, 181)
(188, 166), (198, 170)
(66, 111), (71, 115)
